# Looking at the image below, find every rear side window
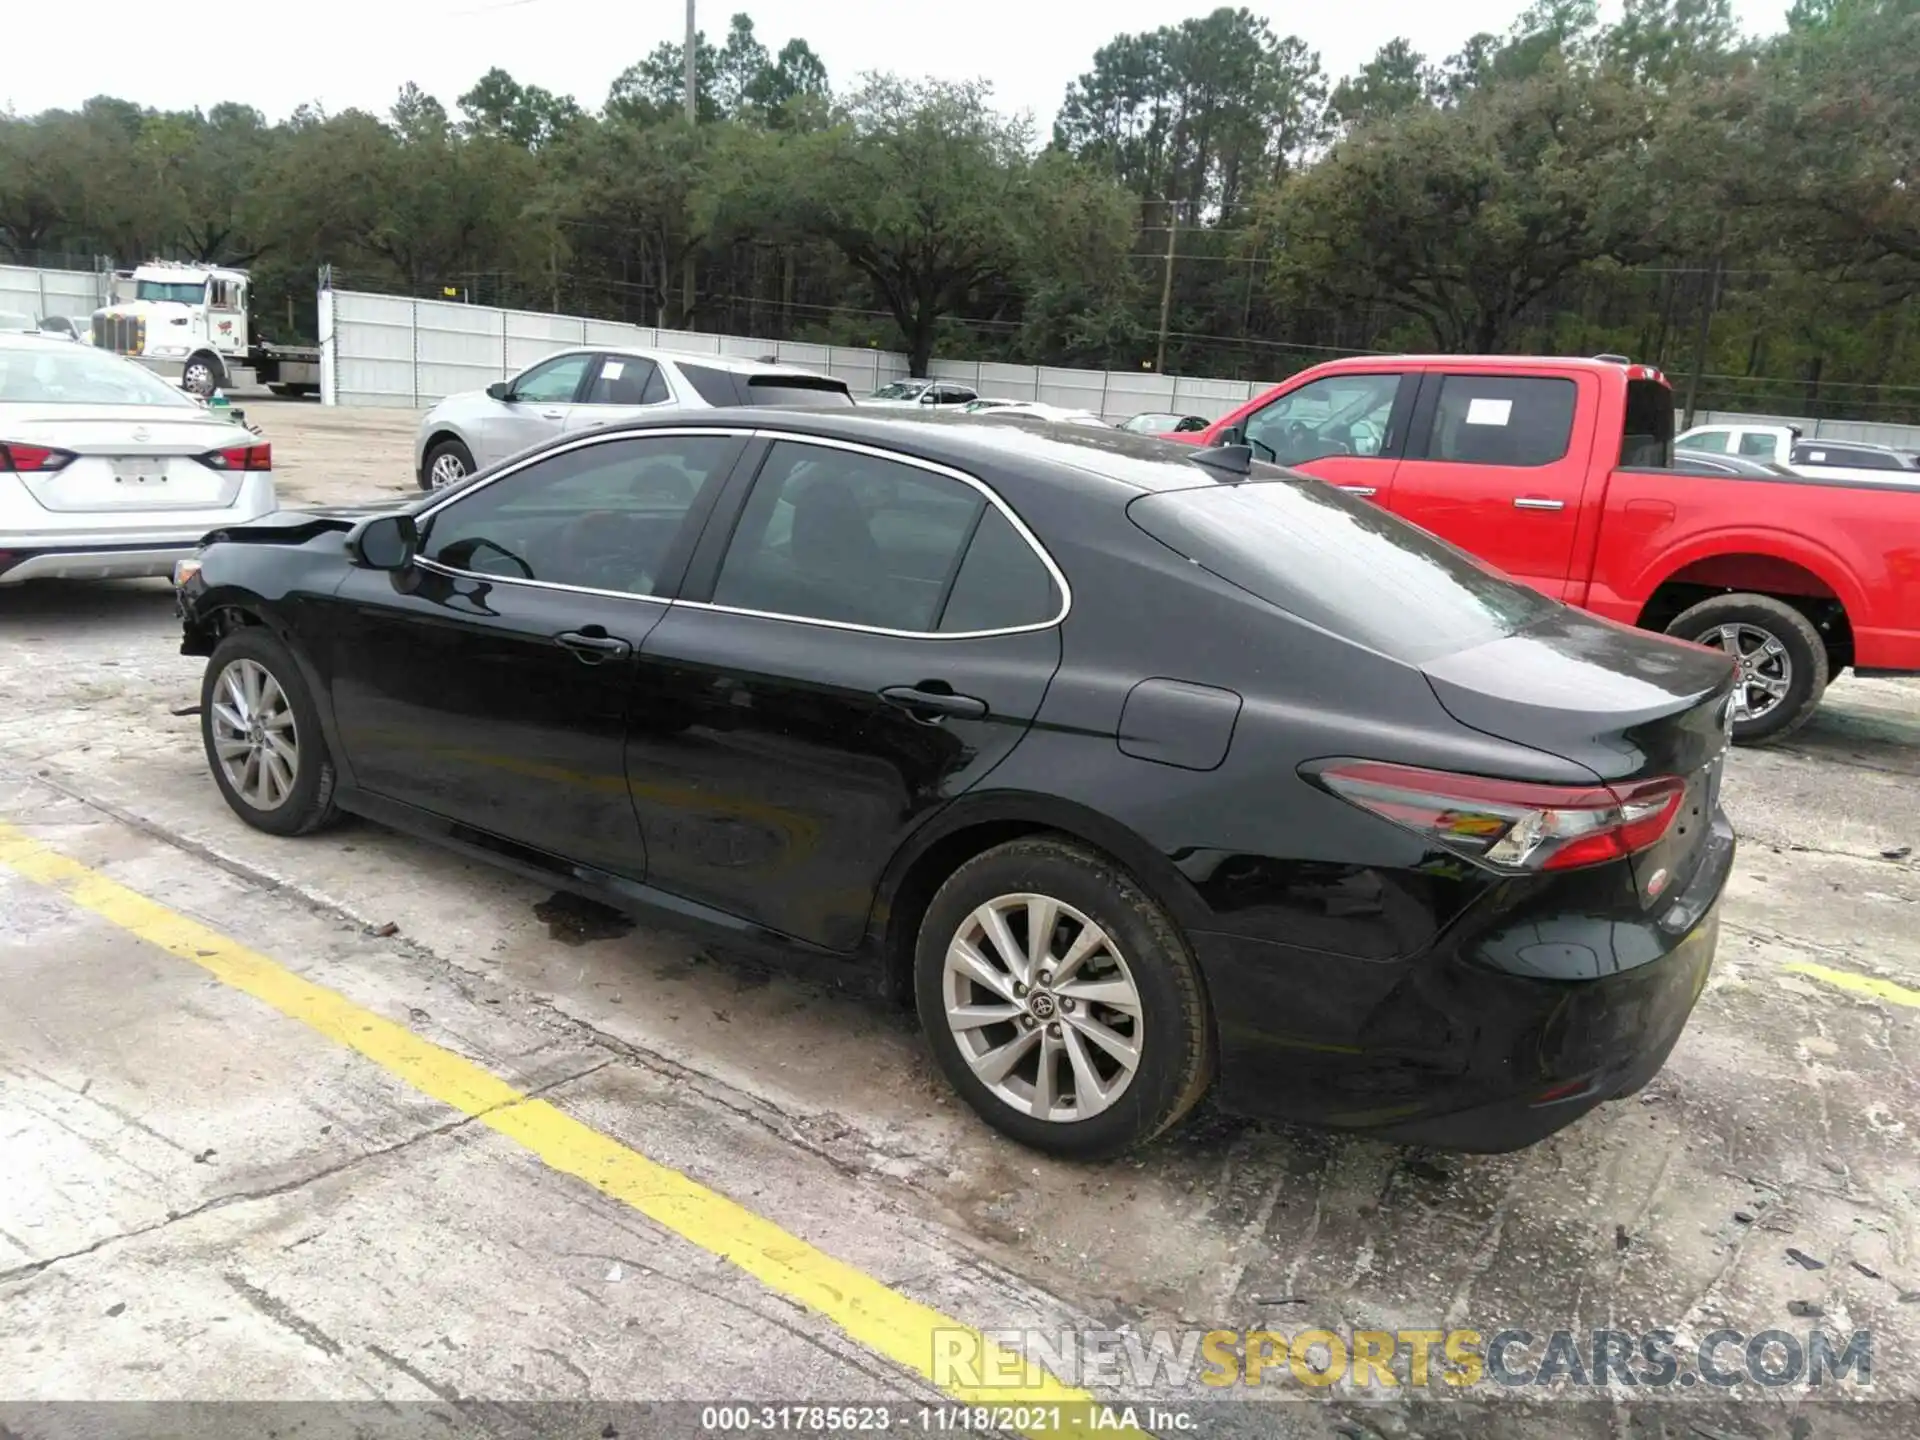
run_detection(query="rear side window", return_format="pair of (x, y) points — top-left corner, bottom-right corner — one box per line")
(939, 507), (1061, 632)
(1735, 432), (1777, 458)
(1679, 429), (1729, 454)
(1621, 380), (1674, 467)
(676, 363), (743, 406)
(1128, 479), (1555, 664)
(1423, 375), (1577, 467)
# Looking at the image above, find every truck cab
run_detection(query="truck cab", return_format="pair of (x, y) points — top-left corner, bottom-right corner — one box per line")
(90, 261), (318, 397)
(1176, 355), (1920, 744)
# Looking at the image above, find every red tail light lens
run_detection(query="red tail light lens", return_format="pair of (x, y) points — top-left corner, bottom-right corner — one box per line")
(197, 442), (272, 471)
(1310, 760), (1686, 873)
(0, 443), (75, 473)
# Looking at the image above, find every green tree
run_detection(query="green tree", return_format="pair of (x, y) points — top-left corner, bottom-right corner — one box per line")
(1327, 39), (1438, 132)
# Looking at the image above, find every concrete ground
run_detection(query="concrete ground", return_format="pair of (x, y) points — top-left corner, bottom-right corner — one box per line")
(1, 400), (1915, 1437)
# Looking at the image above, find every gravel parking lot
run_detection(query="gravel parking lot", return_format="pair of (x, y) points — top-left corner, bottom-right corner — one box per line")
(2, 399), (1917, 1436)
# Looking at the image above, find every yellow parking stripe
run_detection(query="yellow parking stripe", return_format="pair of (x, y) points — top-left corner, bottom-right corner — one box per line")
(1783, 960), (1920, 1008)
(0, 821), (1134, 1437)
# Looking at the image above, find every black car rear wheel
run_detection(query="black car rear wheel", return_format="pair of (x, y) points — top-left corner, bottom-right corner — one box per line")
(914, 837), (1213, 1158)
(201, 628), (340, 836)
(1666, 593), (1828, 745)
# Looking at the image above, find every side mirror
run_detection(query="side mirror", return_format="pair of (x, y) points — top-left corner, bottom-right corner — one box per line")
(486, 381), (513, 401)
(346, 513), (419, 571)
(919, 391), (938, 406)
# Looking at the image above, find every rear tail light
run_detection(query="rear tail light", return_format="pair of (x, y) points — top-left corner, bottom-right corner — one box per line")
(197, 442), (272, 471)
(0, 443), (75, 473)
(1309, 760), (1686, 873)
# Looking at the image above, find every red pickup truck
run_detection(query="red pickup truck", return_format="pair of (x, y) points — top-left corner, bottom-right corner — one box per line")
(1173, 355), (1920, 742)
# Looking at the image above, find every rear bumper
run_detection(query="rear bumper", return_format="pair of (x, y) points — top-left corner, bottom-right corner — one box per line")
(0, 540), (200, 584)
(1192, 811), (1735, 1152)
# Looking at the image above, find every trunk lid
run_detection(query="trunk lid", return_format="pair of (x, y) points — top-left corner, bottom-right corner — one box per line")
(1420, 606), (1736, 898)
(6, 408), (258, 512)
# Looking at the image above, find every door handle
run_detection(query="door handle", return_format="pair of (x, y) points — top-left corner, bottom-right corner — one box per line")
(539, 408), (566, 420)
(879, 685), (988, 722)
(1513, 497), (1566, 511)
(1336, 484), (1377, 497)
(555, 628), (631, 663)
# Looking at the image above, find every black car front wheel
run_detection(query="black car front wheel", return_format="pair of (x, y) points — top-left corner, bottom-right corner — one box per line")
(201, 628), (341, 836)
(1666, 593), (1828, 744)
(914, 837), (1213, 1158)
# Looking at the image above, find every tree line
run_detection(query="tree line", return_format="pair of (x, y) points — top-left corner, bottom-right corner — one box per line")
(3, 2), (1919, 419)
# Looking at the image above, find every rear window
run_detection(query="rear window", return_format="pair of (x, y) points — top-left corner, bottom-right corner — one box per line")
(746, 375), (853, 407)
(1128, 479), (1555, 664)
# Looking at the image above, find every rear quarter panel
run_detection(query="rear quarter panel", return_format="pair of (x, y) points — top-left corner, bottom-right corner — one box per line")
(1582, 470), (1920, 666)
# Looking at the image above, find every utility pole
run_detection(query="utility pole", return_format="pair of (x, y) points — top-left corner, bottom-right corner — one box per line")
(1154, 200), (1178, 375)
(683, 0), (697, 120)
(680, 0), (698, 325)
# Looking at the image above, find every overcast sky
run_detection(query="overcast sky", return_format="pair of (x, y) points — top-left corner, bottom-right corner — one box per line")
(10, 0), (1793, 131)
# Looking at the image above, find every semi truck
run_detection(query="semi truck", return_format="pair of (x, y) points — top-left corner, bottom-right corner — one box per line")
(90, 260), (321, 397)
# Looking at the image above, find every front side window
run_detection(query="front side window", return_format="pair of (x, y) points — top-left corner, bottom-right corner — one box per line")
(1423, 375), (1577, 468)
(421, 434), (741, 595)
(511, 353), (591, 404)
(869, 381), (929, 401)
(713, 441), (1049, 632)
(1242, 373), (1405, 466)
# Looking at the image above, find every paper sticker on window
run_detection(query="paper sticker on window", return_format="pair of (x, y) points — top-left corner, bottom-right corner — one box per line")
(601, 361), (625, 379)
(1465, 397), (1513, 426)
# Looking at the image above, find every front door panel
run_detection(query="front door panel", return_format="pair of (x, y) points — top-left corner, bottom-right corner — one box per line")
(324, 567), (663, 879)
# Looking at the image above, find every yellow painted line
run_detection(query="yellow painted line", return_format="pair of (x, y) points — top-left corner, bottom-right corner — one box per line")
(0, 822), (1136, 1437)
(1783, 960), (1920, 1009)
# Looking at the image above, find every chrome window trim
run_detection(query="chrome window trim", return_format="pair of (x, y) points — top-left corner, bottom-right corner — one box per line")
(408, 424), (1073, 639)
(671, 429), (1072, 641)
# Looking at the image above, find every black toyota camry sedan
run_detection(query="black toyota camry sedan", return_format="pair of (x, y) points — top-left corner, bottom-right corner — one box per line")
(176, 409), (1737, 1158)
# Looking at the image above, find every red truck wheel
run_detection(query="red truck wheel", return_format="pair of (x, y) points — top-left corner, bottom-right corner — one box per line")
(1667, 593), (1828, 745)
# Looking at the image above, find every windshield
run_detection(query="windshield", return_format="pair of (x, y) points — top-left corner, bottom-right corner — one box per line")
(1128, 477), (1556, 664)
(0, 342), (202, 407)
(135, 280), (207, 305)
(869, 381), (928, 401)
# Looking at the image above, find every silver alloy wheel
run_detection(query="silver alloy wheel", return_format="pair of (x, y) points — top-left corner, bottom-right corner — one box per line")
(941, 892), (1143, 1123)
(1695, 622), (1793, 722)
(209, 658), (300, 811)
(428, 450), (468, 488)
(183, 359), (216, 396)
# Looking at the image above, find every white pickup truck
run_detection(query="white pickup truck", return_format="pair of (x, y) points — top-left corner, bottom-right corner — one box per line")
(1677, 422), (1920, 485)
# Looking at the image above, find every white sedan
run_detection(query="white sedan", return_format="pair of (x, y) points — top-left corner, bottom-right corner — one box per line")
(0, 332), (276, 584)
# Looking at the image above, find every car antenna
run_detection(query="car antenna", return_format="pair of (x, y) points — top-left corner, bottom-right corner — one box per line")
(1187, 442), (1254, 481)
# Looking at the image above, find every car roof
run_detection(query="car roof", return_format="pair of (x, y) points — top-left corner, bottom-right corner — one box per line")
(545, 345), (838, 380)
(572, 405), (1238, 497)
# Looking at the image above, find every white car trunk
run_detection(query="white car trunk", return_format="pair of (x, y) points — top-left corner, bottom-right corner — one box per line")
(4, 407), (255, 513)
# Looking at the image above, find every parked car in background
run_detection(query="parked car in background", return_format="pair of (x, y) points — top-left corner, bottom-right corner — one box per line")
(862, 379), (978, 409)
(1172, 355), (1920, 742)
(33, 315), (88, 343)
(1119, 412), (1209, 435)
(1679, 422), (1920, 484)
(0, 331), (276, 584)
(178, 407), (1734, 1157)
(961, 399), (1110, 427)
(413, 348), (853, 489)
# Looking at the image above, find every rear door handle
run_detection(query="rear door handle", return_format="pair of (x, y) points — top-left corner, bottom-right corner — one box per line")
(1336, 484), (1377, 497)
(555, 629), (631, 663)
(1513, 496), (1566, 511)
(879, 685), (988, 722)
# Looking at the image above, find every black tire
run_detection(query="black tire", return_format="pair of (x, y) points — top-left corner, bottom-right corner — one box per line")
(1666, 592), (1829, 745)
(421, 437), (475, 490)
(200, 627), (341, 836)
(914, 836), (1213, 1159)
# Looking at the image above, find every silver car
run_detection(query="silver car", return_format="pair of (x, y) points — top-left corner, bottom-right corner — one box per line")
(413, 347), (854, 488)
(0, 332), (276, 584)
